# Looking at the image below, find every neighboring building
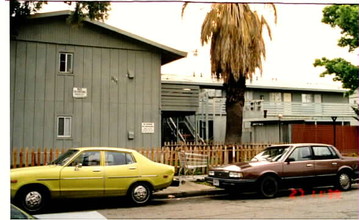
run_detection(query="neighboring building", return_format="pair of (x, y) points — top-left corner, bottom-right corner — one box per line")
(10, 11), (186, 149)
(160, 79), (356, 144)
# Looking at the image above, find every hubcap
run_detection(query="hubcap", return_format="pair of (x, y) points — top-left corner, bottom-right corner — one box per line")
(339, 174), (350, 189)
(133, 185), (148, 202)
(264, 180), (276, 195)
(25, 191), (42, 209)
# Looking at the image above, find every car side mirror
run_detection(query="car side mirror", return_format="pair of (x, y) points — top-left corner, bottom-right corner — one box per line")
(286, 158), (295, 164)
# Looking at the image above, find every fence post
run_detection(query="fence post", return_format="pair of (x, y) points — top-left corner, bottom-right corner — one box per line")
(12, 148), (17, 168)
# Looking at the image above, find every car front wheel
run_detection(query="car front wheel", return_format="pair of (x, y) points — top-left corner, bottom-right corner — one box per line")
(16, 187), (48, 213)
(336, 172), (352, 191)
(258, 175), (278, 198)
(128, 182), (152, 205)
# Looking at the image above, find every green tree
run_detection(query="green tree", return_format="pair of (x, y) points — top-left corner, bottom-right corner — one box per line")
(314, 5), (359, 95)
(187, 4), (276, 144)
(10, 1), (111, 36)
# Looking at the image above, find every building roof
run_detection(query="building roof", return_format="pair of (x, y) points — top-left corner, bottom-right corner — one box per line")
(29, 10), (187, 65)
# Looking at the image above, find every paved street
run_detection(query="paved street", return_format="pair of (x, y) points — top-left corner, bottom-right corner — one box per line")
(41, 185), (358, 219)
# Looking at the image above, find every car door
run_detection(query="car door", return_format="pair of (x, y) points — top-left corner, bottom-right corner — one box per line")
(60, 150), (104, 198)
(313, 145), (340, 183)
(282, 146), (315, 187)
(103, 151), (139, 196)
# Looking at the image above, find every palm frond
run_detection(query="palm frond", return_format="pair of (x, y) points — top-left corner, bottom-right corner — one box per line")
(201, 3), (276, 83)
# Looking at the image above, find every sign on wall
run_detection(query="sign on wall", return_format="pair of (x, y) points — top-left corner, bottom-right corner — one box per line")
(141, 122), (155, 133)
(73, 87), (87, 98)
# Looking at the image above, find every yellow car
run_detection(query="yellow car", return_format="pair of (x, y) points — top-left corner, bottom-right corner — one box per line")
(11, 147), (175, 213)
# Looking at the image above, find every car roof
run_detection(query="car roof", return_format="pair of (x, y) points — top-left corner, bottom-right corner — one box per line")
(270, 143), (332, 147)
(68, 147), (138, 153)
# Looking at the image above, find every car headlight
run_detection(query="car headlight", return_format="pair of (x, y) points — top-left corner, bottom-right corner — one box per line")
(229, 172), (243, 178)
(208, 171), (215, 176)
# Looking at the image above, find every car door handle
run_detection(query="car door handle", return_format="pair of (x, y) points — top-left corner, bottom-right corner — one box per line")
(332, 162), (337, 165)
(129, 167), (137, 170)
(306, 164), (313, 167)
(92, 169), (101, 172)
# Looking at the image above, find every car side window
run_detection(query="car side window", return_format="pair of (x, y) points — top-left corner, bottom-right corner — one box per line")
(105, 152), (135, 166)
(71, 151), (101, 166)
(313, 146), (338, 160)
(288, 147), (312, 161)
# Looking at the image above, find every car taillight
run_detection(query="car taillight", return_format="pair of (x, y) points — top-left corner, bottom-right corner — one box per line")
(163, 175), (169, 179)
(11, 179), (17, 184)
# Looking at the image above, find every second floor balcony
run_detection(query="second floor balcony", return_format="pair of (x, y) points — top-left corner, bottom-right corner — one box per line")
(199, 98), (355, 121)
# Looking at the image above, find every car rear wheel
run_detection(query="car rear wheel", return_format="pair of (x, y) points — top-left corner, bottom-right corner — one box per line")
(128, 182), (152, 205)
(336, 172), (351, 191)
(16, 187), (48, 213)
(258, 175), (278, 198)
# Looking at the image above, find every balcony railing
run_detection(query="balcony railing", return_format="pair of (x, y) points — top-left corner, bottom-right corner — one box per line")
(260, 101), (354, 118)
(198, 98), (355, 119)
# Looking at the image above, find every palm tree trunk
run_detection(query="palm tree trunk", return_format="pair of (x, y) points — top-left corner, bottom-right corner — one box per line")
(224, 75), (246, 144)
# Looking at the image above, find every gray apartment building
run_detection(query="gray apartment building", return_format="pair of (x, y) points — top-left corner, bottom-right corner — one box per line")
(10, 11), (186, 150)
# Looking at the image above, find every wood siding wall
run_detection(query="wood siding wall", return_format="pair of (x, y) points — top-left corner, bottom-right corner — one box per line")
(10, 17), (162, 149)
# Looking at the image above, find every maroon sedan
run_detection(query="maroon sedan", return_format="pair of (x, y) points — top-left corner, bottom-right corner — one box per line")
(206, 143), (359, 198)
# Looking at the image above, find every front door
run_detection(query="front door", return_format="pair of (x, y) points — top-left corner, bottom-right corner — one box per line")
(60, 151), (104, 198)
(282, 146), (315, 187)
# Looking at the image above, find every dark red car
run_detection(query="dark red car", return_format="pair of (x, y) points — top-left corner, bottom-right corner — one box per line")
(206, 143), (359, 198)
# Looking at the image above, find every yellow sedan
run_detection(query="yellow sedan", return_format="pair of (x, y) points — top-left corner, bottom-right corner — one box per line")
(11, 147), (175, 213)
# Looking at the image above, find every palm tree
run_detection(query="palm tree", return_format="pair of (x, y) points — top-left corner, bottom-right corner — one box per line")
(199, 3), (276, 144)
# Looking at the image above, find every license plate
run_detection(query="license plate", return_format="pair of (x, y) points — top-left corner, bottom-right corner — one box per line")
(213, 178), (219, 186)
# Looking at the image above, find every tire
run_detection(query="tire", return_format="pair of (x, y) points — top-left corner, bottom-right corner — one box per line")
(128, 182), (152, 205)
(258, 175), (278, 198)
(336, 172), (352, 191)
(16, 186), (48, 213)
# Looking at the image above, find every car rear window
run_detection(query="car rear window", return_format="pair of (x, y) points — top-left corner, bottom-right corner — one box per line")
(313, 146), (339, 160)
(105, 151), (136, 166)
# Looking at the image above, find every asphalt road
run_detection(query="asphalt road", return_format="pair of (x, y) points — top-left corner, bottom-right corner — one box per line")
(41, 185), (358, 219)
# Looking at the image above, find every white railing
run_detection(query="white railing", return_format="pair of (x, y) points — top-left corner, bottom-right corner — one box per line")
(261, 101), (354, 117)
(198, 99), (355, 118)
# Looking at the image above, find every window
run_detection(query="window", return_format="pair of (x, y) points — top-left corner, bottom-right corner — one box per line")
(105, 151), (135, 166)
(313, 146), (338, 160)
(57, 116), (72, 138)
(71, 151), (101, 166)
(269, 92), (282, 102)
(59, 52), (73, 73)
(302, 94), (313, 103)
(288, 147), (312, 161)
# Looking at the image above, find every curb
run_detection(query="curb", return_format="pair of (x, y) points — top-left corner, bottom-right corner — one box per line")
(154, 188), (226, 199)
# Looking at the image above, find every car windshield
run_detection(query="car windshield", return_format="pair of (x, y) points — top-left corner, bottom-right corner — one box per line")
(49, 149), (79, 166)
(251, 146), (290, 162)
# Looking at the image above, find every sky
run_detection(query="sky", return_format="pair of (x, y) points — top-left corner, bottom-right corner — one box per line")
(35, 1), (359, 89)
(1, 1), (358, 217)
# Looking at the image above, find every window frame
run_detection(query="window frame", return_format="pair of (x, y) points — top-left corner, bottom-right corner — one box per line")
(57, 116), (72, 138)
(59, 52), (74, 74)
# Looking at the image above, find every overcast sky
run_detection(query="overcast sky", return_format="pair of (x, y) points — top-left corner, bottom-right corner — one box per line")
(37, 1), (358, 88)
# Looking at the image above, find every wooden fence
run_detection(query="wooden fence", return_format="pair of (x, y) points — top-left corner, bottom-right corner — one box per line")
(10, 144), (269, 173)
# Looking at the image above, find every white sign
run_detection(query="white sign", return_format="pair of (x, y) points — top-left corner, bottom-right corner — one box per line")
(141, 122), (154, 133)
(73, 87), (87, 98)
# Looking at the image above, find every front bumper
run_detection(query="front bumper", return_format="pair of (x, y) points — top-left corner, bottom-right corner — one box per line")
(205, 176), (256, 189)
